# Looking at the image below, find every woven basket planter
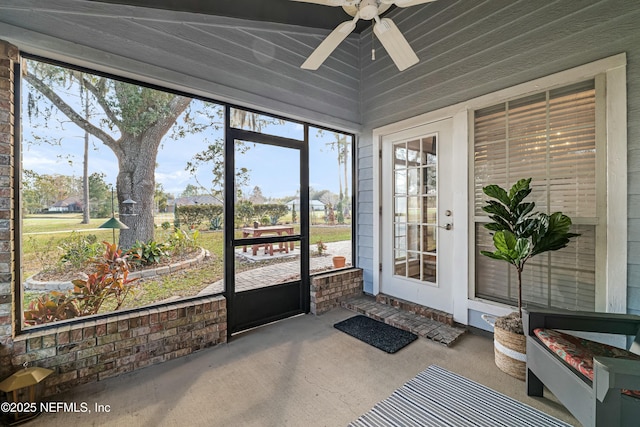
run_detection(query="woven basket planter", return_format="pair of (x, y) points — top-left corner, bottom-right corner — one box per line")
(482, 314), (526, 381)
(493, 326), (526, 380)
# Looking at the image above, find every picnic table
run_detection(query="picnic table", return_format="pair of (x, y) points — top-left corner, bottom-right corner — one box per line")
(241, 225), (296, 256)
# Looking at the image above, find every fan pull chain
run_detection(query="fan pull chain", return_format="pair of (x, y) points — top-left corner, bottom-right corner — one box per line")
(371, 24), (376, 60)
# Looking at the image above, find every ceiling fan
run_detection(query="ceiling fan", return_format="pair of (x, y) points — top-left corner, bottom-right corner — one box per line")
(294, 0), (437, 71)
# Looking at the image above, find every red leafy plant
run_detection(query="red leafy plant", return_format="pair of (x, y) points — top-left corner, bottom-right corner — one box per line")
(23, 291), (79, 325)
(24, 242), (138, 325)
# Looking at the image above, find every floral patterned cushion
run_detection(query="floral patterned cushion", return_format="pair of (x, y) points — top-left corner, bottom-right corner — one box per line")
(533, 328), (640, 399)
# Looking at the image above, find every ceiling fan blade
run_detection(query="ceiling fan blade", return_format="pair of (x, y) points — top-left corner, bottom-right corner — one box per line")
(290, 0), (352, 6)
(301, 19), (358, 70)
(373, 17), (419, 71)
(380, 0), (437, 7)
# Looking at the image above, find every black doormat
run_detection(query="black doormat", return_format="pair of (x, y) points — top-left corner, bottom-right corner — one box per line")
(334, 315), (418, 354)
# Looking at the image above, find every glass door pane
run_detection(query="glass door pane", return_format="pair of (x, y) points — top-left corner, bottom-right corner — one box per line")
(233, 140), (301, 289)
(308, 128), (353, 271)
(392, 135), (438, 283)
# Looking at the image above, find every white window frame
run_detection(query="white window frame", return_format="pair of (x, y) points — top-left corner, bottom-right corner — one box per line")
(373, 53), (627, 324)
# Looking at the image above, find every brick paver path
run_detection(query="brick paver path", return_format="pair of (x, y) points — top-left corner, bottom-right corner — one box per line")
(198, 240), (352, 295)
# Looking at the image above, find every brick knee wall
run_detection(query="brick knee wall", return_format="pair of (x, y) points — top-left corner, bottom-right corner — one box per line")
(6, 296), (226, 397)
(310, 268), (362, 315)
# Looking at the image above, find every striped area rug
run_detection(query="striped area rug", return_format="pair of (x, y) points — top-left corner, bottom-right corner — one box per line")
(350, 365), (571, 427)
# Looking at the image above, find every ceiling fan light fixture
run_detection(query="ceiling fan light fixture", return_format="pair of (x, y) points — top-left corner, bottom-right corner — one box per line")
(358, 0), (379, 20)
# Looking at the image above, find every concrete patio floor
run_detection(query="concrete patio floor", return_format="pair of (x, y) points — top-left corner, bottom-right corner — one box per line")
(25, 308), (578, 427)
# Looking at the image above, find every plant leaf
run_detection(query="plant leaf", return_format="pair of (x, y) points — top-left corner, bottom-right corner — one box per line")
(483, 184), (510, 206)
(484, 222), (507, 232)
(480, 250), (513, 263)
(530, 212), (580, 256)
(482, 200), (510, 217)
(508, 178), (532, 200)
(514, 237), (531, 260)
(493, 230), (516, 252)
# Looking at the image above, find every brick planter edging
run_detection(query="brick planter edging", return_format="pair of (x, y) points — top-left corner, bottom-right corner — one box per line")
(3, 295), (226, 397)
(24, 247), (208, 291)
(310, 268), (362, 315)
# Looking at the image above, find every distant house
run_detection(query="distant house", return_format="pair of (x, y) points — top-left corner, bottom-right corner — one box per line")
(49, 196), (83, 213)
(174, 195), (222, 207)
(285, 199), (325, 212)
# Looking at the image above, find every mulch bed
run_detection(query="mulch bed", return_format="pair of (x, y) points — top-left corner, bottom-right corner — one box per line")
(32, 248), (202, 283)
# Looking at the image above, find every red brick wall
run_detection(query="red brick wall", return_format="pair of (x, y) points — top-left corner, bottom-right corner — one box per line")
(0, 39), (18, 382)
(310, 268), (362, 315)
(14, 297), (226, 396)
(0, 40), (227, 397)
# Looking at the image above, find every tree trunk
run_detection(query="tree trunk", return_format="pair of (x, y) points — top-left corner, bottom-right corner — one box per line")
(112, 97), (191, 249)
(116, 136), (159, 249)
(82, 131), (90, 224)
(343, 138), (349, 200)
(517, 267), (523, 318)
(81, 87), (90, 224)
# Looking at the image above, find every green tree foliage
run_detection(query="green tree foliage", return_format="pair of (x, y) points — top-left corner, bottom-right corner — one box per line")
(154, 183), (171, 213)
(185, 109), (282, 200)
(181, 184), (202, 197)
(24, 59), (283, 248)
(24, 59), (193, 248)
(316, 130), (351, 210)
(235, 200), (255, 227)
(88, 172), (112, 218)
(249, 186), (266, 204)
(22, 170), (83, 213)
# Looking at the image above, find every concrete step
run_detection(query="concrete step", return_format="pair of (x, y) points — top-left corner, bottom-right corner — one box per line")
(341, 295), (467, 347)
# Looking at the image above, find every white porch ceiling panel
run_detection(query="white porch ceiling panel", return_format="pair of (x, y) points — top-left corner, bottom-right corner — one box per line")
(0, 0), (361, 131)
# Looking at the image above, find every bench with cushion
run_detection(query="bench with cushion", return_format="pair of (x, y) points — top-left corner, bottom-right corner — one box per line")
(524, 309), (640, 427)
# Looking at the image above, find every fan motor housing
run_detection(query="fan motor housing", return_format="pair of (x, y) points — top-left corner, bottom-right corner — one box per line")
(343, 1), (391, 20)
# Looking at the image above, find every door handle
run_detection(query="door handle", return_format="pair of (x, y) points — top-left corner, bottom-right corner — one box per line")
(438, 223), (452, 230)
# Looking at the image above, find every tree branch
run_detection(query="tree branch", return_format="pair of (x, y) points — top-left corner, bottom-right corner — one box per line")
(80, 76), (122, 129)
(24, 73), (118, 148)
(143, 95), (192, 150)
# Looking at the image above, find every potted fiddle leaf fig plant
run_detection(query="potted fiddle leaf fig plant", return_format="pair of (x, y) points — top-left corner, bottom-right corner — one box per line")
(480, 178), (579, 380)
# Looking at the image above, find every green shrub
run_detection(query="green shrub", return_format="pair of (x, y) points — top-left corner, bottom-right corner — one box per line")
(58, 232), (102, 269)
(128, 240), (169, 266)
(175, 204), (223, 229)
(167, 229), (200, 253)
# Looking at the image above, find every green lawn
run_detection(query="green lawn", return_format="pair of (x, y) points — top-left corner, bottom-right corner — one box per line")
(24, 214), (110, 233)
(22, 214), (352, 315)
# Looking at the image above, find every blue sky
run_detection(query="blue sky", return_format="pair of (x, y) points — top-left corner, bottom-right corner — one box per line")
(21, 86), (351, 201)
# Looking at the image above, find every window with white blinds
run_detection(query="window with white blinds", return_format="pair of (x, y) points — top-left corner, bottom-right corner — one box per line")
(473, 80), (598, 311)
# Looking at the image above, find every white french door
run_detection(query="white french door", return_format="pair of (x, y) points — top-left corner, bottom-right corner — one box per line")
(380, 119), (455, 313)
